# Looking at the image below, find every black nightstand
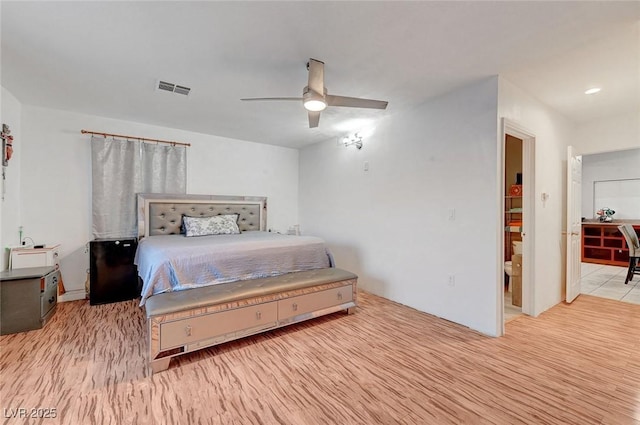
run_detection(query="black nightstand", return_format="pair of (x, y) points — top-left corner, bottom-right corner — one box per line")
(89, 239), (139, 305)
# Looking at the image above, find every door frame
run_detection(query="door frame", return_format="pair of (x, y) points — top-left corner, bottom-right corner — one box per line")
(498, 118), (536, 334)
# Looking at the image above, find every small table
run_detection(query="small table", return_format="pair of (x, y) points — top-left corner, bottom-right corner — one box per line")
(10, 244), (60, 269)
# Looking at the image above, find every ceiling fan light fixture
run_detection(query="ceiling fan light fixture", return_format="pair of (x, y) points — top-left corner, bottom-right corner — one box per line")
(241, 59), (388, 128)
(303, 87), (327, 111)
(303, 99), (327, 112)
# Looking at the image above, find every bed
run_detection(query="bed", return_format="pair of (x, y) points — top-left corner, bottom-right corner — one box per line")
(136, 194), (357, 372)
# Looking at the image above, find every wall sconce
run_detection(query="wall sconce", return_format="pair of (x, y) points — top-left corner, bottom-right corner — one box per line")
(342, 133), (363, 150)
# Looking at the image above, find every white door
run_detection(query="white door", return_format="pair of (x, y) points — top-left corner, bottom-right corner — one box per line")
(566, 146), (582, 303)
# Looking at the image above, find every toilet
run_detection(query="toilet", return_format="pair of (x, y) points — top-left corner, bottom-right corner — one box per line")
(504, 241), (523, 289)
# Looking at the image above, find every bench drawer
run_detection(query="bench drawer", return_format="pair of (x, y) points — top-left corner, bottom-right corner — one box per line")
(278, 284), (353, 321)
(160, 301), (277, 350)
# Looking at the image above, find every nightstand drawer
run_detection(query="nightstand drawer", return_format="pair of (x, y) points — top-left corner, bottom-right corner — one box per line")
(41, 280), (57, 318)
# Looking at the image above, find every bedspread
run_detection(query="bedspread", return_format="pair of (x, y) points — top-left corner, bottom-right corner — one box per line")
(135, 231), (332, 305)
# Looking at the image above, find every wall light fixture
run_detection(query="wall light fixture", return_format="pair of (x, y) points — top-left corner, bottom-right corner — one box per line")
(342, 133), (363, 150)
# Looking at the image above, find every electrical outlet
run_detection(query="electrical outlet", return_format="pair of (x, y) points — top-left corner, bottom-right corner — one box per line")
(448, 274), (455, 287)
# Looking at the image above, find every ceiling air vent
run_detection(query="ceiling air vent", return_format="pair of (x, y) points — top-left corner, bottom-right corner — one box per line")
(157, 80), (190, 96)
(173, 85), (191, 96)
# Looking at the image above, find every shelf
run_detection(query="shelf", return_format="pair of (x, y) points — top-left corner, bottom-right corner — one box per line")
(614, 250), (631, 263)
(583, 227), (601, 237)
(583, 247), (613, 262)
(505, 196), (523, 261)
(581, 223), (640, 266)
(603, 238), (624, 248)
(603, 227), (622, 237)
(583, 237), (601, 247)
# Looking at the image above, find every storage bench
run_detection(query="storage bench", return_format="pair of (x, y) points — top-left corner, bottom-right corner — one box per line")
(145, 267), (358, 373)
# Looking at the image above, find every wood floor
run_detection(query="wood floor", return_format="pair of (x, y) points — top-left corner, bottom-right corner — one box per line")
(1, 292), (638, 425)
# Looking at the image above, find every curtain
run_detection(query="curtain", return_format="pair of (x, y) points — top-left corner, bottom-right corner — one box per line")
(141, 142), (186, 193)
(91, 136), (186, 239)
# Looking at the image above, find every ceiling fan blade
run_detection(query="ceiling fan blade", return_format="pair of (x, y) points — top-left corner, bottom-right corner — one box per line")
(326, 94), (388, 110)
(308, 111), (320, 128)
(307, 58), (324, 95)
(241, 97), (302, 102)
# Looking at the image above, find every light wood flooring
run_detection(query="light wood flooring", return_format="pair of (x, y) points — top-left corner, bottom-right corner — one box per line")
(1, 292), (639, 425)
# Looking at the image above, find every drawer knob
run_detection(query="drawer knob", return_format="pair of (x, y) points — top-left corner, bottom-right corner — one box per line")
(292, 303), (298, 312)
(337, 292), (343, 300)
(256, 311), (262, 320)
(185, 325), (192, 336)
(48, 296), (55, 304)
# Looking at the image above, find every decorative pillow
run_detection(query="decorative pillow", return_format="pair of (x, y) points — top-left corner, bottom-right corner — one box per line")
(180, 213), (238, 234)
(182, 214), (240, 237)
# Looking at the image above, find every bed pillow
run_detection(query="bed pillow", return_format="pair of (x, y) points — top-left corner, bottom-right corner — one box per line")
(182, 214), (240, 237)
(180, 213), (238, 234)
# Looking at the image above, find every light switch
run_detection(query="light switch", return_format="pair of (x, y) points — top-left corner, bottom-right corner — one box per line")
(364, 161), (369, 171)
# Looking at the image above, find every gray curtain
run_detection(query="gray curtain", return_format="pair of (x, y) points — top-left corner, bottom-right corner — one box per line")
(91, 136), (186, 239)
(141, 142), (186, 193)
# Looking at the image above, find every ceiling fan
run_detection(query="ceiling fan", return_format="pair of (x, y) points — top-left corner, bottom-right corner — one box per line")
(241, 58), (388, 128)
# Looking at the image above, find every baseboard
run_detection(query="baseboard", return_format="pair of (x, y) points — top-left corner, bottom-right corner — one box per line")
(59, 289), (86, 303)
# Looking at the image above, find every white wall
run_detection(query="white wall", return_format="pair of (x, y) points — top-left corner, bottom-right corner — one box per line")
(498, 77), (575, 316)
(581, 148), (640, 219)
(19, 105), (299, 299)
(573, 111), (640, 156)
(300, 77), (501, 336)
(0, 87), (22, 270)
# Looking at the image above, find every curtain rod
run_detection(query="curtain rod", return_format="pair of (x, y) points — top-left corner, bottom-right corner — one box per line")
(81, 129), (191, 147)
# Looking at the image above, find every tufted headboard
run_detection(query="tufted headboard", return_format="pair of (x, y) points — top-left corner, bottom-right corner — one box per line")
(137, 193), (267, 238)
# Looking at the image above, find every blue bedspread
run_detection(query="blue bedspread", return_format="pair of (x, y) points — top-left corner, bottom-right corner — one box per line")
(135, 231), (332, 305)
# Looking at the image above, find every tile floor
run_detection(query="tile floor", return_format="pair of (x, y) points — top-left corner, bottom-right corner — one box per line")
(579, 262), (640, 305)
(504, 290), (522, 322)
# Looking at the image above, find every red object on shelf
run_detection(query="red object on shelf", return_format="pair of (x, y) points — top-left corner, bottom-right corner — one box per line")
(509, 185), (522, 196)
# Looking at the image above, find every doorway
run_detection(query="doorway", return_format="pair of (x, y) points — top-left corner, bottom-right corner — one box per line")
(499, 118), (536, 333)
(573, 148), (640, 304)
(504, 135), (524, 321)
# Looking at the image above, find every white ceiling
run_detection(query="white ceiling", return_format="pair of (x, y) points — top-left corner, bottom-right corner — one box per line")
(2, 1), (639, 148)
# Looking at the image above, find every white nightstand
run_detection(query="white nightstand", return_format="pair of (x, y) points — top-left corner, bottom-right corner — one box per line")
(11, 244), (60, 270)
